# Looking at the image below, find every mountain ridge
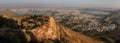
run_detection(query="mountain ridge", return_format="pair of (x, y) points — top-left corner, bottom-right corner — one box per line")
(0, 14), (103, 43)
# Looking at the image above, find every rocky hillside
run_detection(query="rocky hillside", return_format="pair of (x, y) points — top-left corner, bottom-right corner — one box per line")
(0, 15), (103, 43)
(58, 14), (120, 43)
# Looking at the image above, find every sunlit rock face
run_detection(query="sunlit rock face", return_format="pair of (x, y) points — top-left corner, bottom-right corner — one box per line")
(23, 15), (103, 43)
(0, 15), (103, 43)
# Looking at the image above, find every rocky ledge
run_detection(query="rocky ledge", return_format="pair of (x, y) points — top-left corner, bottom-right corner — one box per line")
(0, 14), (103, 43)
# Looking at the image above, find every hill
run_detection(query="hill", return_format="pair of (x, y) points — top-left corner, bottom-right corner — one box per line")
(0, 15), (103, 43)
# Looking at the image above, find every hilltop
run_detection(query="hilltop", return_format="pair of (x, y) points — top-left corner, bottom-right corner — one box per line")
(0, 14), (103, 43)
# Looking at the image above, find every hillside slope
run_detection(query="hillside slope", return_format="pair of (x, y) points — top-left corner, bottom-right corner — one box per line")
(0, 15), (103, 43)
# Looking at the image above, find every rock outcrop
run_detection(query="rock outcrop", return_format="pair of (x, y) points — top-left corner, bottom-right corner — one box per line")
(0, 15), (103, 43)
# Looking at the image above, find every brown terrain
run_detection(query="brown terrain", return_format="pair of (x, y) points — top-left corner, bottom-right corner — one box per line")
(0, 14), (103, 43)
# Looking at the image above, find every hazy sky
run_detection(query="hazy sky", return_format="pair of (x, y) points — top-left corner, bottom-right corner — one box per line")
(0, 0), (120, 8)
